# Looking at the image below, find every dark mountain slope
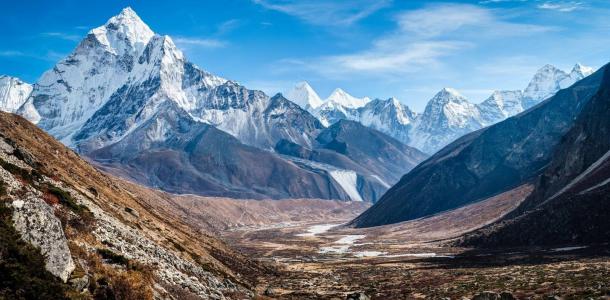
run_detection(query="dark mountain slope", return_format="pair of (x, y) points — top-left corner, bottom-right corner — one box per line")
(275, 120), (428, 202)
(351, 65), (606, 228)
(315, 120), (427, 184)
(461, 66), (610, 247)
(89, 101), (348, 200)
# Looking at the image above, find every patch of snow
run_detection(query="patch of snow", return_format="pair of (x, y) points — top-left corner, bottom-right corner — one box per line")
(550, 246), (587, 252)
(325, 88), (369, 109)
(335, 235), (366, 245)
(296, 223), (341, 237)
(318, 234), (366, 255)
(353, 251), (387, 257)
(329, 170), (363, 202)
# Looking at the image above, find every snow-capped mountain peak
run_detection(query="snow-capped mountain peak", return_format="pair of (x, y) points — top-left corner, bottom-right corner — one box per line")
(571, 63), (594, 78)
(326, 88), (370, 108)
(477, 90), (524, 126)
(90, 6), (154, 55)
(522, 64), (568, 106)
(285, 81), (324, 109)
(0, 76), (32, 113)
(429, 87), (468, 105)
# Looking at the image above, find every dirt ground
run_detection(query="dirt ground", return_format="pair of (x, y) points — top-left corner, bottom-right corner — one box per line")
(220, 185), (610, 299)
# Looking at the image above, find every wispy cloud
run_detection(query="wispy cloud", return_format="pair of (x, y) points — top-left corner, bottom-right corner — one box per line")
(0, 50), (66, 62)
(395, 3), (553, 38)
(41, 32), (82, 42)
(279, 3), (554, 78)
(538, 1), (583, 12)
(0, 50), (26, 57)
(217, 19), (242, 35)
(173, 37), (226, 48)
(252, 0), (391, 26)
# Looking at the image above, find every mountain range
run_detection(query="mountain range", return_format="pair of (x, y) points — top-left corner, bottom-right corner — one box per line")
(461, 65), (610, 247)
(0, 7), (425, 202)
(287, 64), (594, 154)
(351, 63), (606, 228)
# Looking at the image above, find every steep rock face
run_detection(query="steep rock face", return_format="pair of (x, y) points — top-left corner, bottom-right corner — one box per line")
(18, 7), (158, 141)
(0, 76), (32, 113)
(10, 196), (76, 283)
(409, 88), (483, 154)
(350, 65), (605, 228)
(462, 66), (610, 247)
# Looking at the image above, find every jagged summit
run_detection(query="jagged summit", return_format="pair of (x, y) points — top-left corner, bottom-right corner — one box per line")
(90, 7), (154, 55)
(285, 81), (324, 109)
(573, 63), (594, 74)
(429, 87), (468, 104)
(0, 75), (32, 113)
(326, 88), (370, 108)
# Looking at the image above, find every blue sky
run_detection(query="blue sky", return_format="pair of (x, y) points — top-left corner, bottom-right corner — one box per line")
(1, 0), (609, 111)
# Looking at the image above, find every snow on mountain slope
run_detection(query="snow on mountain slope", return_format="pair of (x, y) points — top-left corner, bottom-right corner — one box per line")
(522, 63), (594, 109)
(0, 75), (32, 113)
(13, 7), (392, 201)
(18, 7), (320, 152)
(560, 63), (595, 89)
(326, 88), (370, 108)
(357, 97), (416, 145)
(18, 7), (160, 142)
(522, 64), (568, 108)
(478, 90), (524, 126)
(329, 170), (363, 202)
(285, 64), (594, 155)
(285, 81), (324, 110)
(409, 88), (483, 154)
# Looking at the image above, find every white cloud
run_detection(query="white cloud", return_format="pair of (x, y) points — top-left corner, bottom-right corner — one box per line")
(395, 3), (553, 38)
(41, 32), (82, 42)
(0, 50), (26, 57)
(173, 37), (226, 48)
(320, 41), (469, 74)
(252, 0), (390, 26)
(538, 1), (583, 12)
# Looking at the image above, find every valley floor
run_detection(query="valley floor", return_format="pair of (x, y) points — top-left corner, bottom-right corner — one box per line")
(217, 185), (610, 299)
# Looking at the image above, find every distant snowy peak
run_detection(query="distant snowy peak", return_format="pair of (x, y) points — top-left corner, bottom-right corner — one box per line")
(285, 81), (324, 109)
(560, 63), (595, 89)
(478, 90), (524, 125)
(424, 88), (481, 129)
(523, 64), (568, 105)
(0, 76), (32, 113)
(523, 63), (594, 107)
(326, 88), (370, 109)
(90, 6), (154, 55)
(407, 87), (483, 154)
